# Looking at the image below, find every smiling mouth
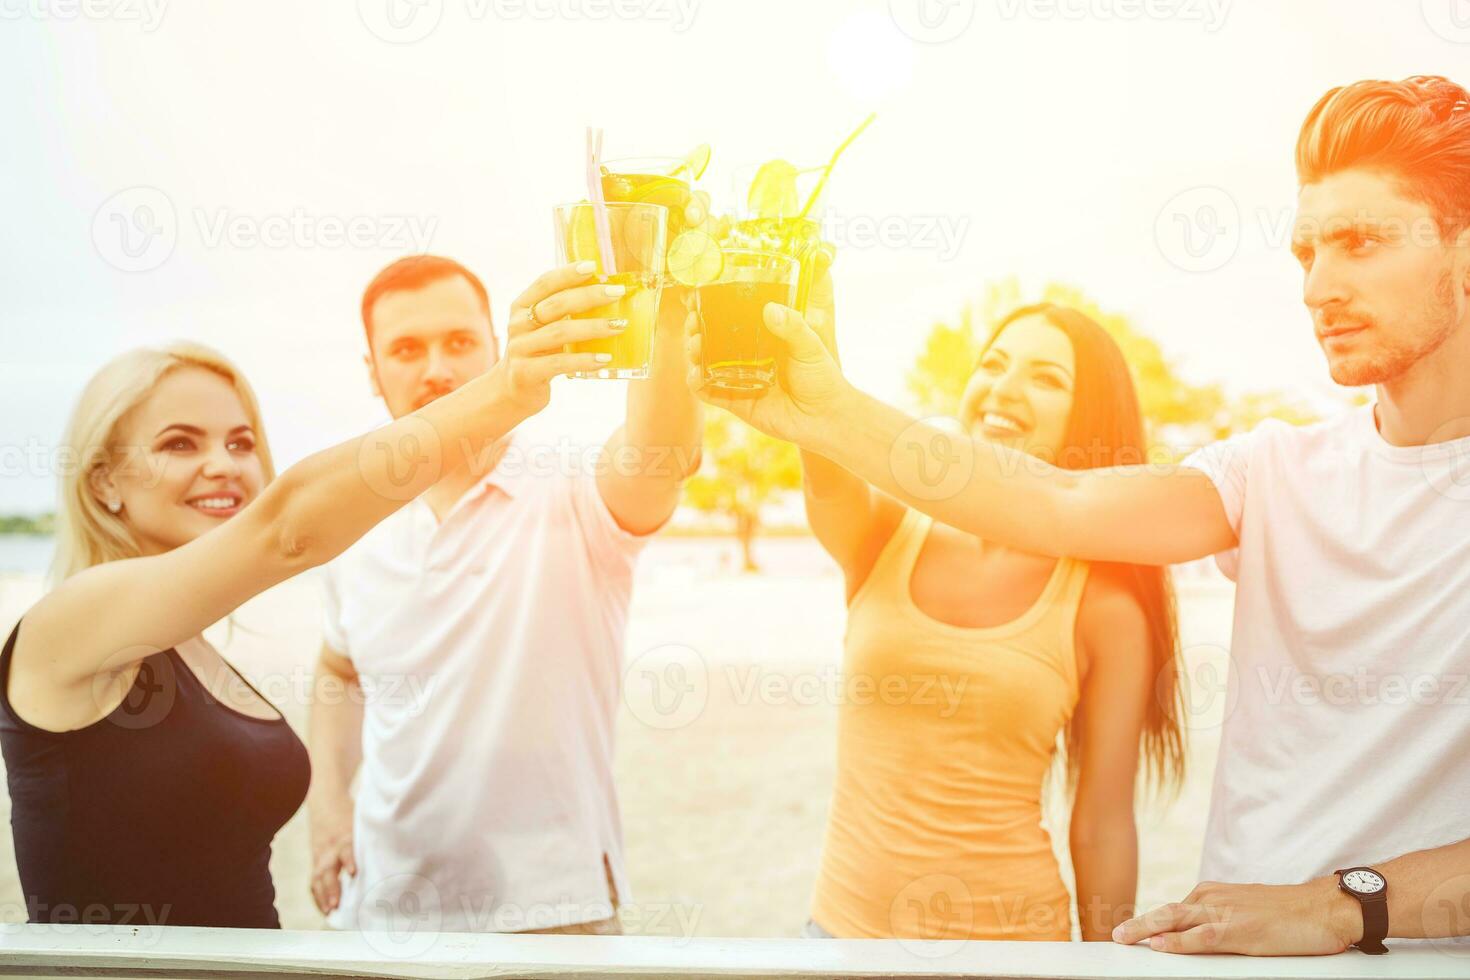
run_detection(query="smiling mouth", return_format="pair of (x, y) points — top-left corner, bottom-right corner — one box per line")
(185, 493), (244, 517)
(978, 411), (1029, 437)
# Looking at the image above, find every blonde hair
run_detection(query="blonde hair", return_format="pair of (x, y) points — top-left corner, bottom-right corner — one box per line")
(50, 342), (275, 585)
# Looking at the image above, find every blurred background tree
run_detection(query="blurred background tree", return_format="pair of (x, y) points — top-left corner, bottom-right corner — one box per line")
(683, 410), (802, 572)
(908, 277), (1323, 453)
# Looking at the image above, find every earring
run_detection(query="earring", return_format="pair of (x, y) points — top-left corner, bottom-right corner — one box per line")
(106, 499), (122, 514)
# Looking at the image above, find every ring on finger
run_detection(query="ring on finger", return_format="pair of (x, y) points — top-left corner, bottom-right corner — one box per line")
(527, 301), (549, 327)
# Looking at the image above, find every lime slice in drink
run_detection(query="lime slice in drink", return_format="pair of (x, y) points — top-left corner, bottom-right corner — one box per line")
(667, 229), (722, 287)
(675, 143), (711, 181)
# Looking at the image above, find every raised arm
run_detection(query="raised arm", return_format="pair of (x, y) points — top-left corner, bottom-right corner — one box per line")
(793, 252), (902, 586)
(686, 301), (1236, 567)
(13, 264), (618, 711)
(596, 286), (704, 536)
(809, 385), (1233, 565)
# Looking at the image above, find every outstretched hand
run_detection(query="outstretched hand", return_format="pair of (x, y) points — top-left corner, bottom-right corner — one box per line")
(683, 251), (848, 443)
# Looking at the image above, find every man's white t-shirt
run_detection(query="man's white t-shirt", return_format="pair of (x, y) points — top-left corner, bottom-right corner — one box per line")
(319, 434), (654, 932)
(1183, 404), (1470, 884)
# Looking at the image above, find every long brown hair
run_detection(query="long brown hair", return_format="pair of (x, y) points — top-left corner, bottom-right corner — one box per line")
(977, 303), (1186, 794)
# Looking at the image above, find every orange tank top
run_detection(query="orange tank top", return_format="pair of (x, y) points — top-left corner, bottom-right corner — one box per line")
(809, 508), (1090, 941)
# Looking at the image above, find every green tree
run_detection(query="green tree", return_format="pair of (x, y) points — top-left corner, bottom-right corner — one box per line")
(908, 277), (1319, 450)
(0, 513), (54, 535)
(683, 410), (802, 572)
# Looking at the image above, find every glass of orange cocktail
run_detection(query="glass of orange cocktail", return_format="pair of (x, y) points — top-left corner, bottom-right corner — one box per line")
(553, 200), (667, 380)
(693, 248), (800, 394)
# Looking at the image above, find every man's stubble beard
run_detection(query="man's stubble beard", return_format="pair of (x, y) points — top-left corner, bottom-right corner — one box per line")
(1327, 270), (1459, 387)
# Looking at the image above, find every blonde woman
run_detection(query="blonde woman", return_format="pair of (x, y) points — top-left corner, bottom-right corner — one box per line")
(0, 262), (618, 928)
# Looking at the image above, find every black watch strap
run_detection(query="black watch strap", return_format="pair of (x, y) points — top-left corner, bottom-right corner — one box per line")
(1357, 895), (1389, 955)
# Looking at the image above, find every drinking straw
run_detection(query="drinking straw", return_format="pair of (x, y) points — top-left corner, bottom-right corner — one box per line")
(795, 112), (877, 223)
(585, 127), (618, 275)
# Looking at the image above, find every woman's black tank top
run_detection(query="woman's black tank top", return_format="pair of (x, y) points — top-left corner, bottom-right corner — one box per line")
(0, 620), (310, 928)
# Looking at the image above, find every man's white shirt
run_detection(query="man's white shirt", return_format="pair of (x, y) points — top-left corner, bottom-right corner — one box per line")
(1184, 404), (1470, 884)
(320, 434), (654, 932)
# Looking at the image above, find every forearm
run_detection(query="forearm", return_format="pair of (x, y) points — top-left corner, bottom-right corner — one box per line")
(800, 384), (1078, 555)
(597, 314), (703, 534)
(1072, 815), (1140, 941)
(274, 370), (523, 569)
(307, 676), (364, 807)
(1372, 837), (1470, 939)
(623, 321), (703, 482)
(798, 385), (1223, 565)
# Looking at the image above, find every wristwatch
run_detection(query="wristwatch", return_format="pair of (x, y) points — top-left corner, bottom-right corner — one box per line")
(1333, 866), (1389, 954)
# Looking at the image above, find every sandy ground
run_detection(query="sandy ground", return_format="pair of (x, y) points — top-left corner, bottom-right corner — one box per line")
(0, 538), (1233, 938)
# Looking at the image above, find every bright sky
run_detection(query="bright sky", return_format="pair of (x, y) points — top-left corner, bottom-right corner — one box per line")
(2, 0), (1467, 512)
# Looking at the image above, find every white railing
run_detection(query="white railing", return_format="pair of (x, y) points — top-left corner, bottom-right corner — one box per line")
(0, 926), (1460, 979)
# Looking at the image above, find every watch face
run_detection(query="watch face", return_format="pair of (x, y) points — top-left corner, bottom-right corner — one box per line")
(1343, 869), (1386, 895)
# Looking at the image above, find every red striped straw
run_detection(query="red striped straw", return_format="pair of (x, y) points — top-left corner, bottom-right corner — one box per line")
(585, 127), (617, 275)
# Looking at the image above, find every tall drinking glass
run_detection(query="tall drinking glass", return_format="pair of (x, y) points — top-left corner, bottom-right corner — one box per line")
(553, 201), (667, 380)
(600, 157), (698, 286)
(694, 248), (800, 393)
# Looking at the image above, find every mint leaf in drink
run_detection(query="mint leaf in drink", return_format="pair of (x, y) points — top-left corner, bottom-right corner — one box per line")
(748, 160), (800, 219)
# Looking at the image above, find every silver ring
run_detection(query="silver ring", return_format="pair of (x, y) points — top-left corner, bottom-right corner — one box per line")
(527, 301), (548, 327)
